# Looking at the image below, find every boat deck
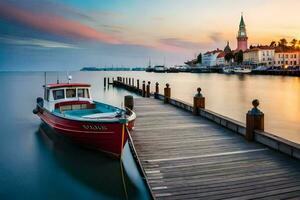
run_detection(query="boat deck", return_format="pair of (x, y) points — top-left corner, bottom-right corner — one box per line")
(131, 97), (300, 200)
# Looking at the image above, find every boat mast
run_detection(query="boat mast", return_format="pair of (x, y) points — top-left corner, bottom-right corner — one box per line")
(148, 57), (151, 68)
(56, 72), (59, 84)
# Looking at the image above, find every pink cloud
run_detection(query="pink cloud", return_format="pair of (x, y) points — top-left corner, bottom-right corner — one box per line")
(0, 2), (121, 44)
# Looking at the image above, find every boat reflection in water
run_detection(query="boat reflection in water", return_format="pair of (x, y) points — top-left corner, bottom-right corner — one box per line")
(37, 122), (144, 199)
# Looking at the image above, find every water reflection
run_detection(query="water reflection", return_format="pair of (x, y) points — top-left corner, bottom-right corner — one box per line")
(36, 123), (136, 199)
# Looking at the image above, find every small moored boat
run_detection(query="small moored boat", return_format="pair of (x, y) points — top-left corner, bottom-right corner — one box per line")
(33, 81), (136, 158)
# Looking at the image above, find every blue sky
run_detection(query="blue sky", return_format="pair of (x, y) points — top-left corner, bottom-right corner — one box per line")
(1, 0), (300, 70)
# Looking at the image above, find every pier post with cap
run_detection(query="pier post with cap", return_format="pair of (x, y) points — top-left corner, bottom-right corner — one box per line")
(124, 95), (134, 110)
(246, 99), (264, 141)
(193, 88), (205, 115)
(146, 81), (151, 97)
(155, 82), (159, 99)
(142, 81), (146, 97)
(164, 83), (171, 103)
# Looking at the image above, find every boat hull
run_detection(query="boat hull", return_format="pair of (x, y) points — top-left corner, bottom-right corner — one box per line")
(36, 107), (128, 158)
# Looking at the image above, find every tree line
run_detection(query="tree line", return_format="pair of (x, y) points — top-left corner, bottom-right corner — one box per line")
(251, 38), (300, 51)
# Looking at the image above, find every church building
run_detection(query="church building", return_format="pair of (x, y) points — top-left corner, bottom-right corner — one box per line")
(237, 14), (248, 51)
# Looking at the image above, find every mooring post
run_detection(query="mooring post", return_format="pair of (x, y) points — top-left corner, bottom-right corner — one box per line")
(193, 87), (205, 115)
(137, 79), (140, 89)
(129, 78), (131, 86)
(146, 81), (151, 97)
(107, 77), (110, 85)
(155, 82), (159, 99)
(246, 99), (264, 141)
(122, 77), (125, 83)
(132, 78), (134, 87)
(142, 81), (146, 97)
(124, 95), (134, 110)
(126, 77), (128, 85)
(104, 77), (107, 87)
(164, 83), (171, 103)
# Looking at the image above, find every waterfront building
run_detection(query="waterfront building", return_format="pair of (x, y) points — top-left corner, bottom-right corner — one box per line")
(243, 46), (275, 66)
(216, 52), (226, 66)
(202, 49), (222, 67)
(274, 50), (300, 67)
(237, 14), (248, 51)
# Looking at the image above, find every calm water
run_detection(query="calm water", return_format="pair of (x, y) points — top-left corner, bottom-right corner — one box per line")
(121, 71), (299, 144)
(0, 72), (150, 200)
(1, 71), (300, 199)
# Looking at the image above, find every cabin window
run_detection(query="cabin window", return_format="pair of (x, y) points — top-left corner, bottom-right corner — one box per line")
(53, 89), (65, 100)
(78, 88), (90, 98)
(66, 89), (76, 98)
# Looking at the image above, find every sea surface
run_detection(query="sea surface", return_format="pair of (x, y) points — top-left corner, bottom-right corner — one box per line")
(0, 71), (300, 199)
(0, 71), (150, 200)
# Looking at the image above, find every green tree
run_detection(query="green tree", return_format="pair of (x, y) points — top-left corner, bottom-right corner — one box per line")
(235, 50), (243, 64)
(270, 41), (276, 47)
(197, 53), (202, 64)
(278, 38), (288, 50)
(290, 39), (298, 49)
(225, 52), (233, 64)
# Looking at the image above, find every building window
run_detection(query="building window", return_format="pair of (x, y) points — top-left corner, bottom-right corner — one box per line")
(286, 61), (288, 64)
(294, 61), (297, 65)
(278, 61), (280, 64)
(285, 54), (288, 58)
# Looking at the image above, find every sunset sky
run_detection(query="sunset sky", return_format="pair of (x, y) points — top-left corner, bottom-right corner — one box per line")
(1, 0), (300, 70)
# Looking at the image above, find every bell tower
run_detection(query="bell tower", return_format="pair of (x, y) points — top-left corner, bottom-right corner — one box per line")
(237, 13), (248, 51)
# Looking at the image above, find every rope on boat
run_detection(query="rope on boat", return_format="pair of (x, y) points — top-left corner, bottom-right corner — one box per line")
(120, 124), (128, 200)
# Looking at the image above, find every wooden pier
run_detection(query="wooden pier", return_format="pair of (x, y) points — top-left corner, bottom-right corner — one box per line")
(111, 77), (300, 199)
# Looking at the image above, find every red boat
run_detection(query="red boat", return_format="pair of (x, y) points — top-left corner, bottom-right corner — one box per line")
(33, 82), (136, 158)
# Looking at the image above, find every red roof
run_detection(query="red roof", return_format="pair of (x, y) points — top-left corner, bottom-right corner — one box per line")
(217, 52), (226, 58)
(275, 50), (300, 53)
(46, 83), (91, 89)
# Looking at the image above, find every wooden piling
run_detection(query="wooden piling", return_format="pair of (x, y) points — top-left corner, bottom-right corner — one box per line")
(193, 87), (205, 115)
(246, 99), (264, 141)
(137, 79), (140, 89)
(104, 77), (106, 87)
(164, 83), (171, 103)
(155, 82), (159, 99)
(129, 78), (131, 86)
(146, 81), (151, 98)
(142, 81), (146, 97)
(124, 95), (134, 110)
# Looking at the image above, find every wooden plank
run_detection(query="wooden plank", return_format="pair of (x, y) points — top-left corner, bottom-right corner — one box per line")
(130, 98), (300, 200)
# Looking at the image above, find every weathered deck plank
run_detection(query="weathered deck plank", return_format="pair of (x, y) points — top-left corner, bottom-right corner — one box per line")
(130, 97), (300, 200)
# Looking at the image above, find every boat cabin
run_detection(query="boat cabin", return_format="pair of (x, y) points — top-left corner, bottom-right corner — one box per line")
(43, 83), (93, 112)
